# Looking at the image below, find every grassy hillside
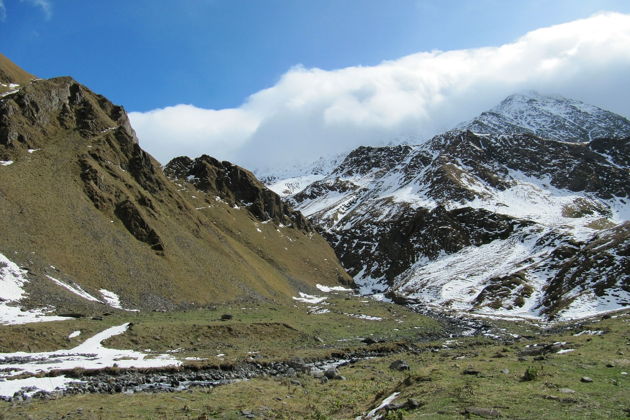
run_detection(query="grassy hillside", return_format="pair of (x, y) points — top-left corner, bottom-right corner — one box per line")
(0, 73), (350, 314)
(0, 53), (35, 94)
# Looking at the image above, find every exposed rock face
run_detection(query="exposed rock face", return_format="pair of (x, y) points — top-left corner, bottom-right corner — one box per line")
(457, 91), (630, 142)
(0, 77), (138, 154)
(286, 96), (630, 320)
(325, 204), (533, 284)
(0, 57), (351, 316)
(165, 155), (312, 232)
(540, 222), (630, 317)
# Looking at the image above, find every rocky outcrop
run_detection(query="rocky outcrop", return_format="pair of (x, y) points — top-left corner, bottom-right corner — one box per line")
(325, 204), (532, 282)
(541, 222), (630, 318)
(458, 91), (630, 142)
(0, 76), (138, 159)
(165, 155), (313, 232)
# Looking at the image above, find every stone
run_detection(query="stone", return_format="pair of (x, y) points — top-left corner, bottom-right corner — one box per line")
(288, 357), (307, 372)
(324, 368), (343, 380)
(559, 388), (576, 394)
(501, 368), (510, 375)
(580, 377), (593, 383)
(405, 398), (422, 409)
(389, 360), (410, 371)
(462, 367), (481, 376)
(462, 407), (501, 418)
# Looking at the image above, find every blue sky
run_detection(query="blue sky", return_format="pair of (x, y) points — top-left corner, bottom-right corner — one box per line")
(2, 0), (629, 111)
(2, 1), (630, 168)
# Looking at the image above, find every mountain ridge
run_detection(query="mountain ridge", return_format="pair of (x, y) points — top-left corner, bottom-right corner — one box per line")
(280, 92), (630, 320)
(457, 90), (630, 142)
(0, 58), (351, 323)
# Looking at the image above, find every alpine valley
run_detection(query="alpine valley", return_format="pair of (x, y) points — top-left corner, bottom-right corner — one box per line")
(1, 55), (629, 419)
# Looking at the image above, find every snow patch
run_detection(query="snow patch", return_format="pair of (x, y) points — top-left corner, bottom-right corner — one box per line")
(292, 292), (327, 304)
(316, 284), (353, 293)
(99, 289), (139, 312)
(344, 313), (383, 321)
(362, 392), (400, 419)
(573, 330), (604, 336)
(0, 376), (81, 399)
(0, 253), (70, 325)
(0, 323), (180, 398)
(556, 290), (630, 321)
(47, 275), (101, 302)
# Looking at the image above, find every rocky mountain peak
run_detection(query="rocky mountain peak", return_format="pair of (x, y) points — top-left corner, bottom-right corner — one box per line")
(1, 76), (138, 160)
(164, 154), (313, 232)
(458, 91), (630, 142)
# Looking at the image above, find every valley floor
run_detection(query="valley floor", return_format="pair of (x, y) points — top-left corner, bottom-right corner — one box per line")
(0, 290), (628, 419)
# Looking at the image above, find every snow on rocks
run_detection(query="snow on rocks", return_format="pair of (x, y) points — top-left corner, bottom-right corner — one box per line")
(99, 289), (139, 312)
(573, 330), (604, 336)
(0, 160), (13, 166)
(344, 313), (383, 321)
(68, 330), (81, 339)
(316, 284), (353, 293)
(394, 229), (553, 318)
(0, 376), (80, 399)
(292, 292), (327, 304)
(555, 291), (630, 322)
(0, 253), (70, 325)
(100, 289), (123, 309)
(47, 275), (101, 302)
(362, 392), (400, 419)
(0, 323), (181, 398)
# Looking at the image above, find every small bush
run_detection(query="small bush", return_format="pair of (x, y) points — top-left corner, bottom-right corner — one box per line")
(522, 366), (538, 381)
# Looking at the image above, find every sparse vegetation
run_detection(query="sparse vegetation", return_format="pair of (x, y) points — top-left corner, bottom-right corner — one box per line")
(2, 308), (628, 419)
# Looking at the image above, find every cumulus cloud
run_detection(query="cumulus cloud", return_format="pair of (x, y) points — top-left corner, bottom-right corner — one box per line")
(129, 12), (630, 171)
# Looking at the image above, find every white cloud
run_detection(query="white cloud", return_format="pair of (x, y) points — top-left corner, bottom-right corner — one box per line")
(20, 0), (52, 20)
(0, 0), (6, 21)
(129, 12), (630, 171)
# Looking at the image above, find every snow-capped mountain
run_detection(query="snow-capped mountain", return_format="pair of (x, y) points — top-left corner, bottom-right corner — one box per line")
(255, 153), (347, 197)
(285, 93), (630, 321)
(458, 91), (630, 142)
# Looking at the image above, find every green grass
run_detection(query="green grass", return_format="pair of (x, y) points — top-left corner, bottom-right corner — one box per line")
(1, 302), (628, 419)
(101, 296), (441, 363)
(0, 293), (441, 361)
